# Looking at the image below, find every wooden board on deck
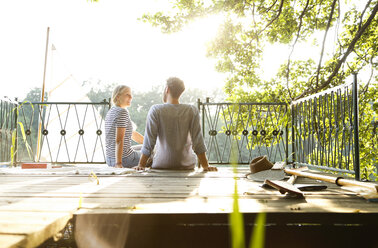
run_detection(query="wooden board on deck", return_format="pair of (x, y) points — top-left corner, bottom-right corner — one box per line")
(0, 166), (377, 248)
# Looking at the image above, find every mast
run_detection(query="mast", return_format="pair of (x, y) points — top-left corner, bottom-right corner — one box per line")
(36, 27), (50, 161)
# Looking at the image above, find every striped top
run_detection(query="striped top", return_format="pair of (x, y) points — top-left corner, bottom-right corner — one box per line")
(105, 106), (133, 159)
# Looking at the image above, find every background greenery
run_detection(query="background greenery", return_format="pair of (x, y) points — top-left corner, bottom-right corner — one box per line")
(16, 0), (377, 179)
(140, 0), (377, 180)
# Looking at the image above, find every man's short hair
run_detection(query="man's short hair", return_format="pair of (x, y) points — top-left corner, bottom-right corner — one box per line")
(166, 77), (185, 98)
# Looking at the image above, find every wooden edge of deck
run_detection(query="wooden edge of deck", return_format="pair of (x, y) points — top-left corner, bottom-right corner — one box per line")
(0, 212), (73, 248)
(0, 234), (27, 248)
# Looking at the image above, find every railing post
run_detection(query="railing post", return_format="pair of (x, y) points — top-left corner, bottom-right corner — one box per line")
(197, 98), (203, 168)
(197, 98), (204, 138)
(352, 73), (360, 181)
(291, 103), (296, 167)
(285, 103), (289, 165)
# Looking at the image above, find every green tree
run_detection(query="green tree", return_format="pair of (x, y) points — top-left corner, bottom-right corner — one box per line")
(141, 0), (378, 179)
(15, 88), (48, 161)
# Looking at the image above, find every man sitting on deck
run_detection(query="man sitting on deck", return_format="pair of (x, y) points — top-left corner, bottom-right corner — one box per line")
(134, 77), (217, 171)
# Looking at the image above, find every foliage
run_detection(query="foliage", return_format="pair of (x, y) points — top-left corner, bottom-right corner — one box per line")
(9, 101), (34, 165)
(141, 0), (378, 179)
(13, 88), (47, 162)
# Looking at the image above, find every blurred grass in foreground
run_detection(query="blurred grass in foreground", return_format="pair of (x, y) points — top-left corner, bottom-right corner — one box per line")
(229, 139), (266, 248)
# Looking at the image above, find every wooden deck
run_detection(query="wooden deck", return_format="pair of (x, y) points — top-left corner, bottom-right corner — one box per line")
(0, 166), (377, 248)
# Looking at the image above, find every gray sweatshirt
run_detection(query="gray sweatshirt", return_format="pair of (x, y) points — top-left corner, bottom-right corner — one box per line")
(141, 103), (207, 169)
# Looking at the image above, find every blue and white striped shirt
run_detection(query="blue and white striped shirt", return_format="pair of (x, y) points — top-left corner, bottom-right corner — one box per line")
(105, 106), (133, 159)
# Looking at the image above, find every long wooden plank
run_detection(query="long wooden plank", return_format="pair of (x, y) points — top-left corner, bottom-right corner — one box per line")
(74, 197), (378, 214)
(0, 198), (80, 212)
(0, 211), (72, 248)
(0, 187), (351, 196)
(1, 196), (371, 215)
(2, 169), (249, 176)
(0, 234), (26, 248)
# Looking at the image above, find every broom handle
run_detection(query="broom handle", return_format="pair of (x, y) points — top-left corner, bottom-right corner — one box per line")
(284, 168), (378, 193)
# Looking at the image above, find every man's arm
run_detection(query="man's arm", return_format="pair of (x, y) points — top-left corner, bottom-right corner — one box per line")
(189, 107), (216, 171)
(134, 106), (158, 171)
(134, 153), (149, 171)
(197, 152), (217, 171)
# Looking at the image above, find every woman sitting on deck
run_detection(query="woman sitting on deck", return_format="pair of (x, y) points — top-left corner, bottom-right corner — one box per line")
(105, 85), (144, 168)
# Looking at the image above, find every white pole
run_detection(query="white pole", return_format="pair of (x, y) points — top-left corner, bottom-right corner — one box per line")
(36, 27), (50, 161)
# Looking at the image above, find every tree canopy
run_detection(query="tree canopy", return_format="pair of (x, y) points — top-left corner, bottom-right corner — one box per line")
(141, 0), (377, 102)
(141, 0), (377, 179)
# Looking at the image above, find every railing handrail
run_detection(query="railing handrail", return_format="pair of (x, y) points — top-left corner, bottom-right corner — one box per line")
(291, 81), (353, 105)
(1, 97), (19, 104)
(18, 100), (110, 105)
(199, 102), (287, 106)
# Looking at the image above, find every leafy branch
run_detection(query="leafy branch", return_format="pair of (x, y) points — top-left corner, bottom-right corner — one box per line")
(295, 1), (378, 100)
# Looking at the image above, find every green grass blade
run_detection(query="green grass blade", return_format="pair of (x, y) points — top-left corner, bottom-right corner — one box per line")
(229, 138), (245, 248)
(229, 178), (245, 248)
(17, 122), (33, 160)
(249, 213), (266, 248)
(11, 129), (17, 165)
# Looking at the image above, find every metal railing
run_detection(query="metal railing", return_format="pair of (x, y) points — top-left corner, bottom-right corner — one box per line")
(12, 100), (110, 164)
(0, 76), (368, 180)
(197, 98), (289, 164)
(372, 120), (377, 176)
(0, 97), (18, 164)
(291, 74), (360, 179)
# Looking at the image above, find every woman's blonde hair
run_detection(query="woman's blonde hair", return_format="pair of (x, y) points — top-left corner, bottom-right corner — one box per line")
(112, 85), (130, 106)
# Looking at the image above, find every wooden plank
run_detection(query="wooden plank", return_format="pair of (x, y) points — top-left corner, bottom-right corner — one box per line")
(0, 234), (26, 248)
(74, 196), (378, 214)
(0, 197), (80, 212)
(0, 193), (366, 215)
(0, 170), (250, 180)
(0, 212), (71, 232)
(0, 187), (359, 199)
(0, 211), (72, 248)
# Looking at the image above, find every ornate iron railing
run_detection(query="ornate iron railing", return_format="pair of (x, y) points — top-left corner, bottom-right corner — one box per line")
(197, 99), (289, 164)
(12, 100), (110, 164)
(0, 76), (368, 181)
(291, 75), (360, 179)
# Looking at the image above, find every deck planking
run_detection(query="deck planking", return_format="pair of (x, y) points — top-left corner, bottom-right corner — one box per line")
(0, 166), (377, 247)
